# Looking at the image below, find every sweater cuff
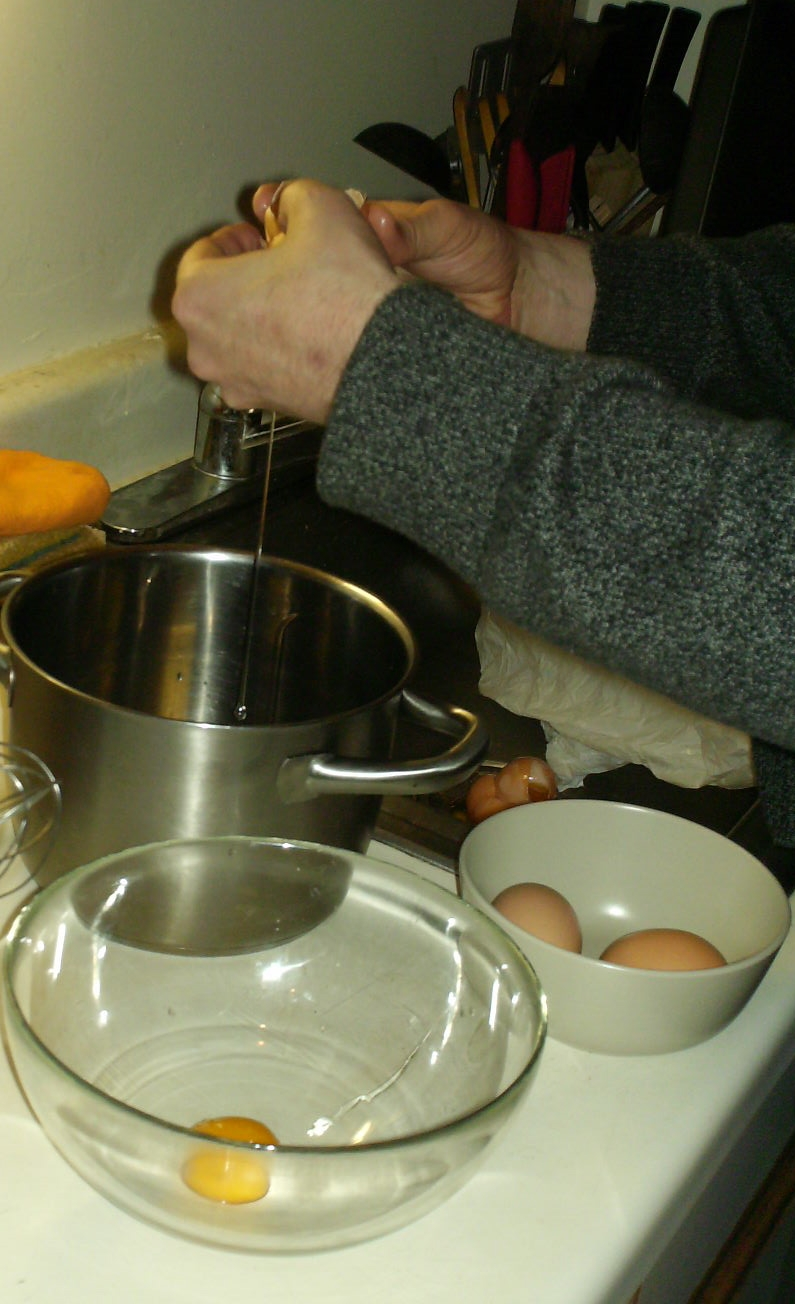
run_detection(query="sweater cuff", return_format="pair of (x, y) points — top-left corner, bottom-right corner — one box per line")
(589, 233), (700, 360)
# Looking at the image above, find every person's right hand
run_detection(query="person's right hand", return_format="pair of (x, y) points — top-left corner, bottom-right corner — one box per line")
(366, 198), (596, 352)
(173, 179), (398, 423)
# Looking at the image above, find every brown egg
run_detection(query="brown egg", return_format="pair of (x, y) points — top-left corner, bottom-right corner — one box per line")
(465, 772), (505, 824)
(466, 756), (557, 824)
(600, 928), (727, 971)
(496, 755), (558, 803)
(492, 882), (582, 953)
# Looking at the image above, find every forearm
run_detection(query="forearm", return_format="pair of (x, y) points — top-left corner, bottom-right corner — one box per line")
(319, 283), (795, 753)
(511, 230), (595, 350)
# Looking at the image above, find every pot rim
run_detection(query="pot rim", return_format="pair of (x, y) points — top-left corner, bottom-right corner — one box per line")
(0, 544), (418, 731)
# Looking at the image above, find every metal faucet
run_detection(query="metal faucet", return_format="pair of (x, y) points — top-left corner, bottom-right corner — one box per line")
(101, 383), (321, 543)
(194, 384), (286, 479)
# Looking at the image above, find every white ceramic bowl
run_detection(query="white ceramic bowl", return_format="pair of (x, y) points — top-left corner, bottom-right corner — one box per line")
(2, 837), (546, 1252)
(459, 800), (791, 1055)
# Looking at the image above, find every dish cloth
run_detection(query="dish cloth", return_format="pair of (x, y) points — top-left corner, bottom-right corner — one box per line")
(0, 525), (105, 574)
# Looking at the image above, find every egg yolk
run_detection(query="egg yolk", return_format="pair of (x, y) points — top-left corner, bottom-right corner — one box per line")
(182, 1115), (279, 1205)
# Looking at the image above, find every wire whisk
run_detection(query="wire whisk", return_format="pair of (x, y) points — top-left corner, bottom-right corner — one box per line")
(0, 743), (61, 897)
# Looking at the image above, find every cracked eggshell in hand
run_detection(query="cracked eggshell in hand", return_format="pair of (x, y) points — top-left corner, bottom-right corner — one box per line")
(264, 186), (366, 247)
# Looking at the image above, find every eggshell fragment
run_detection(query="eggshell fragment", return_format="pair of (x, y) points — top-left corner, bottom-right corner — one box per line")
(495, 756), (558, 804)
(344, 187), (367, 209)
(466, 756), (557, 824)
(465, 772), (507, 824)
(264, 205), (283, 246)
(600, 928), (727, 971)
(493, 882), (582, 953)
(264, 185), (366, 248)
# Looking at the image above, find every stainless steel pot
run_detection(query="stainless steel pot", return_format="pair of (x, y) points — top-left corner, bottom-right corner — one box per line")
(0, 547), (487, 886)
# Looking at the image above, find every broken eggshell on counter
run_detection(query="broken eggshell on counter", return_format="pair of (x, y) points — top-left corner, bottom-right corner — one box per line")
(465, 755), (557, 825)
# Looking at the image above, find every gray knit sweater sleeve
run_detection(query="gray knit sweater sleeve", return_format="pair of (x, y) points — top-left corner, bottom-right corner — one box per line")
(588, 226), (795, 417)
(317, 227), (795, 838)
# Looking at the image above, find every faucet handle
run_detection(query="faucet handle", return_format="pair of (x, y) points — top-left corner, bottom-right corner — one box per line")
(193, 383), (270, 480)
(193, 382), (317, 481)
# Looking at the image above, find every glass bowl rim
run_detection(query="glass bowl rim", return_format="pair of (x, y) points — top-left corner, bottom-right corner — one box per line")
(2, 835), (548, 1156)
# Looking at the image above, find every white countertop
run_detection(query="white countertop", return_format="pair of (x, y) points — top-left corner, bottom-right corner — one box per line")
(2, 842), (795, 1304)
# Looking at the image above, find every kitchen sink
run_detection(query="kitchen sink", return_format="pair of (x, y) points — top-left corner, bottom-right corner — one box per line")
(150, 466), (795, 886)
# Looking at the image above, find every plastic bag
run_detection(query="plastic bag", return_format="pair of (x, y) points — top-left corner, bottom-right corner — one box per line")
(475, 609), (754, 790)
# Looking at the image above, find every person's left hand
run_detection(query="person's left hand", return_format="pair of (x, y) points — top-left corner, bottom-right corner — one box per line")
(172, 180), (399, 423)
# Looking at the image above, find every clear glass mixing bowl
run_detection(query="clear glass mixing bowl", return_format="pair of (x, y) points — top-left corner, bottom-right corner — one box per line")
(2, 837), (546, 1252)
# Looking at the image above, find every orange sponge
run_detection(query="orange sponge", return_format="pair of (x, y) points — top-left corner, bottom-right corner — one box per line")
(0, 450), (110, 536)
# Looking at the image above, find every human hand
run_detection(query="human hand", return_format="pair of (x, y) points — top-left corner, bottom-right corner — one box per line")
(363, 197), (596, 351)
(172, 180), (398, 423)
(363, 197), (518, 327)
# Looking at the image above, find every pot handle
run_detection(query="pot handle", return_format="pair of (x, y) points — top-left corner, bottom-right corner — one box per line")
(0, 572), (26, 702)
(277, 688), (488, 802)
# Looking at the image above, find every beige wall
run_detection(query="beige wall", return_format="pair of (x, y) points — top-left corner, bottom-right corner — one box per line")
(2, 0), (514, 374)
(1, 1), (739, 487)
(0, 0), (513, 483)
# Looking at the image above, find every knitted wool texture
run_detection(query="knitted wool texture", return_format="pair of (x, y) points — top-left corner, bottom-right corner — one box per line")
(319, 227), (795, 842)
